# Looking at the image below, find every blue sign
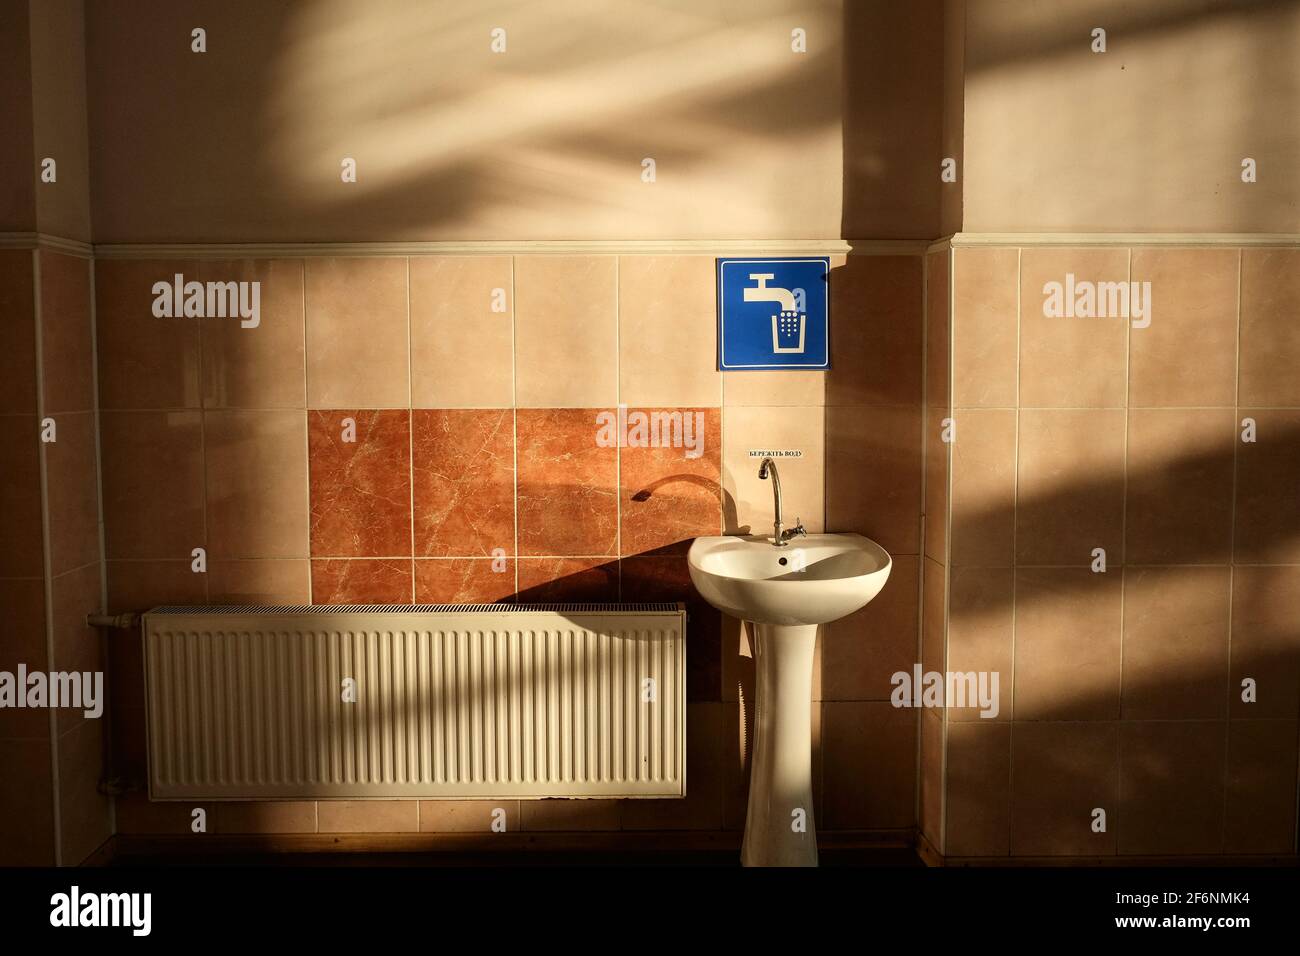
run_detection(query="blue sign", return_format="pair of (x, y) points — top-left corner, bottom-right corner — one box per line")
(716, 257), (830, 371)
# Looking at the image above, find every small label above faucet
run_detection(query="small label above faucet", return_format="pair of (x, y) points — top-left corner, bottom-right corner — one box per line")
(748, 449), (803, 458)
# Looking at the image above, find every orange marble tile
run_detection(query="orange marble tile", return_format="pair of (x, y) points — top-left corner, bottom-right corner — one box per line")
(516, 408), (617, 557)
(308, 410), (411, 557)
(619, 407), (721, 556)
(412, 408), (514, 558)
(515, 558), (618, 603)
(414, 558), (515, 604)
(310, 558), (413, 604)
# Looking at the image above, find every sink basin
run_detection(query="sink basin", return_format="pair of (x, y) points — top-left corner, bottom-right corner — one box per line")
(688, 532), (893, 867)
(687, 533), (892, 626)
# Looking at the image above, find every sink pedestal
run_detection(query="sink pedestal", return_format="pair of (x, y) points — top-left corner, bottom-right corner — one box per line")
(742, 622), (819, 867)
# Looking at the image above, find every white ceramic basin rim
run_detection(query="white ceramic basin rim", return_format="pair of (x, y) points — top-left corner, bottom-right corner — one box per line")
(687, 533), (892, 626)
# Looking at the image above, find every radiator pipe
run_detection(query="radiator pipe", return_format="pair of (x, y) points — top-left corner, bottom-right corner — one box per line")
(86, 611), (140, 630)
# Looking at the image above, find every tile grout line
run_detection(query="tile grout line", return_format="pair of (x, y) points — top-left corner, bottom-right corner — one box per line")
(1117, 248), (1131, 721)
(32, 248), (64, 866)
(301, 259), (314, 605)
(939, 242), (954, 855)
(511, 257), (519, 599)
(408, 257), (418, 832)
(1222, 247), (1243, 852)
(914, 248), (929, 839)
(1114, 246), (1132, 858)
(614, 255), (622, 600)
(87, 253), (114, 836)
(1007, 245), (1021, 857)
(406, 257), (415, 605)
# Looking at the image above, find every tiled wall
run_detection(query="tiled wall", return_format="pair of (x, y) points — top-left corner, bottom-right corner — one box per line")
(923, 244), (1300, 859)
(96, 252), (925, 838)
(0, 247), (111, 864)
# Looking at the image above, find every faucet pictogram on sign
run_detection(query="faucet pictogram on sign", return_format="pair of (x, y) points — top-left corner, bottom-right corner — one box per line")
(744, 273), (806, 354)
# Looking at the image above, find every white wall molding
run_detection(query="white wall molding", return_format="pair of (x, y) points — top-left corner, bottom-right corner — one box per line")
(90, 238), (932, 258)
(951, 232), (1300, 247)
(0, 232), (94, 257)
(6, 232), (1300, 259)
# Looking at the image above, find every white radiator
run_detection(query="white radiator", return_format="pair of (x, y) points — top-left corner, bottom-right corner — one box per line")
(141, 604), (686, 800)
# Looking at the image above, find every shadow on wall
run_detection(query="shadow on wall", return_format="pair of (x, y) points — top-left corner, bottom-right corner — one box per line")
(961, 0), (1300, 231)
(87, 0), (863, 241)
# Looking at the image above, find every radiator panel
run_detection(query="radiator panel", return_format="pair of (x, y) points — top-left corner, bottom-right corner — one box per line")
(141, 605), (686, 800)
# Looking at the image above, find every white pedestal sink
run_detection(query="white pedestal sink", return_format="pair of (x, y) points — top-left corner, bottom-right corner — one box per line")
(688, 533), (892, 867)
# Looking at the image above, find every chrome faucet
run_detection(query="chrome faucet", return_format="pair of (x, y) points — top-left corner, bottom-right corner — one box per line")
(757, 457), (806, 547)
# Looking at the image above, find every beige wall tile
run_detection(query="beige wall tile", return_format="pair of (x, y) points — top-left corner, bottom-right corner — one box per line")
(520, 799), (622, 831)
(952, 247), (1018, 407)
(618, 256), (720, 408)
(114, 793), (201, 834)
(921, 556), (946, 676)
(925, 248), (950, 410)
(1125, 408), (1234, 564)
(215, 801), (317, 834)
(924, 406), (949, 562)
(946, 721), (1011, 856)
(410, 256), (513, 408)
(38, 250), (94, 414)
(918, 709), (944, 851)
(826, 254), (923, 407)
(1014, 568), (1122, 720)
(107, 559), (206, 613)
(0, 415), (45, 577)
(825, 404), (921, 556)
(1129, 248), (1237, 407)
(1229, 565), (1300, 719)
(0, 739), (55, 864)
(1235, 409), (1300, 564)
(204, 409), (309, 559)
(305, 258), (408, 408)
(50, 561), (103, 735)
(1011, 721), (1118, 856)
(43, 409), (99, 575)
(101, 410), (204, 560)
(200, 259), (306, 409)
(317, 800), (418, 833)
(514, 256), (616, 407)
(1224, 720), (1298, 853)
(723, 370), (826, 407)
(1016, 409), (1125, 566)
(818, 555), (919, 701)
(721, 406), (824, 536)
(0, 579), (49, 739)
(1019, 248), (1128, 407)
(950, 408), (1015, 567)
(1240, 248), (1300, 406)
(208, 559), (311, 604)
(418, 801), (519, 834)
(1121, 566), (1230, 720)
(947, 566), (1013, 721)
(0, 250), (37, 414)
(57, 717), (112, 864)
(95, 259), (202, 409)
(1118, 721), (1224, 856)
(822, 701), (916, 829)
